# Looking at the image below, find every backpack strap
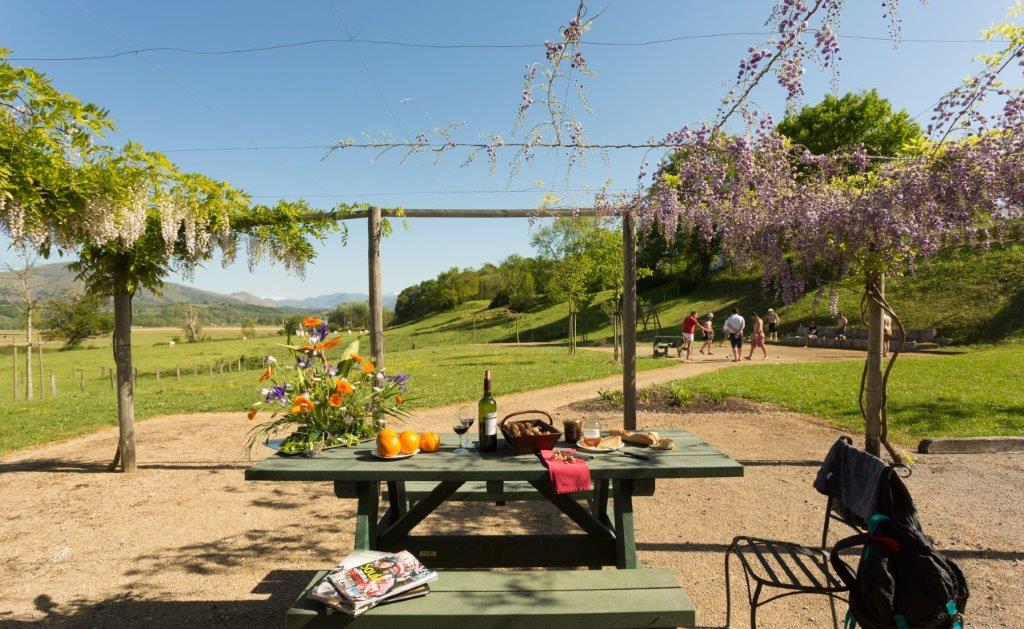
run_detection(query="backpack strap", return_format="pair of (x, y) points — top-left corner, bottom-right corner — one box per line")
(947, 600), (964, 629)
(893, 614), (910, 629)
(829, 533), (869, 589)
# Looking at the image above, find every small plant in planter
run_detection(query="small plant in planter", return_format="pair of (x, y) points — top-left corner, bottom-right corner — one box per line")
(244, 316), (411, 456)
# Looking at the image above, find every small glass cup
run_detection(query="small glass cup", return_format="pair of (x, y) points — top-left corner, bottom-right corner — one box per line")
(582, 418), (602, 447)
(563, 419), (582, 445)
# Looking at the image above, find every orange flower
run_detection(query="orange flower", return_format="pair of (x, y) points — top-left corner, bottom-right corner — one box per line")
(247, 409), (258, 420)
(350, 353), (365, 364)
(302, 316), (322, 327)
(320, 337), (342, 350)
(362, 360), (375, 374)
(335, 378), (353, 395)
(395, 394), (404, 405)
(290, 395), (314, 414)
(258, 367), (273, 382)
(328, 394), (343, 408)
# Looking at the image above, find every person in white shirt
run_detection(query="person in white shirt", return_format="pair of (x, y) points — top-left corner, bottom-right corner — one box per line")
(723, 307), (746, 363)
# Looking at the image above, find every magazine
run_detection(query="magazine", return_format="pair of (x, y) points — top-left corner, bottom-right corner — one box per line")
(309, 550), (436, 616)
(328, 550), (437, 609)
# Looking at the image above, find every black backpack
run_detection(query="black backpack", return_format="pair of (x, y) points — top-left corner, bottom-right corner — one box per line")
(830, 513), (969, 629)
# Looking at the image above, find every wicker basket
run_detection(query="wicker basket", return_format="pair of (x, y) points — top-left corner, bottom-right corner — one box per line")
(500, 410), (562, 455)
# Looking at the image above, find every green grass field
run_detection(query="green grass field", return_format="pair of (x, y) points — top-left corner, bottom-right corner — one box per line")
(1, 337), (671, 455)
(664, 344), (1024, 442)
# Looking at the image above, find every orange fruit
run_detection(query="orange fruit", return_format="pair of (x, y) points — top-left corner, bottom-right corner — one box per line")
(398, 430), (420, 455)
(376, 431), (401, 457)
(419, 432), (441, 453)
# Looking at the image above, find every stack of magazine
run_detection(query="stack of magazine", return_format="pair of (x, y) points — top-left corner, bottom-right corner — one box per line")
(309, 550), (437, 617)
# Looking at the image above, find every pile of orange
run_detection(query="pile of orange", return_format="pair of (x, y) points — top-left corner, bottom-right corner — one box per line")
(376, 429), (442, 457)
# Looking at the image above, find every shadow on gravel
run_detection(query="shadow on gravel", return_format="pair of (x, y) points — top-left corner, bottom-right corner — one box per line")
(0, 459), (249, 474)
(0, 569), (310, 629)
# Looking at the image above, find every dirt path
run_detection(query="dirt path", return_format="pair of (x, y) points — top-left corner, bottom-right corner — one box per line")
(1, 345), (1020, 628)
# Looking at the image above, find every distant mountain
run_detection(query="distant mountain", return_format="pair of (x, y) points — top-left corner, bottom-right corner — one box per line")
(0, 262), (398, 314)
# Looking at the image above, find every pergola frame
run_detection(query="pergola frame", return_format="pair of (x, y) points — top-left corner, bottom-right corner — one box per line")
(329, 206), (639, 430)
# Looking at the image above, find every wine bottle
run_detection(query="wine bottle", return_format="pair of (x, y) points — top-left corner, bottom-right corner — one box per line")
(477, 369), (497, 452)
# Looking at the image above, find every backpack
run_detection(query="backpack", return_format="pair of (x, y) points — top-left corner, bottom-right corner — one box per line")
(830, 513), (969, 629)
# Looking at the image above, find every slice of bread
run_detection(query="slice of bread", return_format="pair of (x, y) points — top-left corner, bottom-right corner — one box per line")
(598, 434), (622, 449)
(610, 429), (659, 446)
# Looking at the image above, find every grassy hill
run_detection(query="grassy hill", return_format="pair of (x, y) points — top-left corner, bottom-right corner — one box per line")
(379, 243), (1024, 348)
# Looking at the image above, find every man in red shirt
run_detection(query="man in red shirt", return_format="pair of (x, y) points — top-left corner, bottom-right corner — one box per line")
(681, 310), (699, 361)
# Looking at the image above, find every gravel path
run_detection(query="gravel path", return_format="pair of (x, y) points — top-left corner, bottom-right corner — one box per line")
(1, 345), (1020, 628)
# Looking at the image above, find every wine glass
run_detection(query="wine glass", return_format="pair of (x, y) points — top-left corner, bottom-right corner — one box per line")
(453, 406), (475, 454)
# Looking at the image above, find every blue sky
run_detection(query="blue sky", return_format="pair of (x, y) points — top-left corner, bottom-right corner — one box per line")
(1, 1), (1013, 297)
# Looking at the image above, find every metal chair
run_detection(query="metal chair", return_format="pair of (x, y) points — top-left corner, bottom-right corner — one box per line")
(724, 437), (864, 628)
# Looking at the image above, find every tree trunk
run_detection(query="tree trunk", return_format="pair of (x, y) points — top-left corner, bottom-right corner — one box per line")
(38, 343), (44, 399)
(111, 288), (137, 472)
(863, 273), (884, 457)
(25, 305), (33, 400)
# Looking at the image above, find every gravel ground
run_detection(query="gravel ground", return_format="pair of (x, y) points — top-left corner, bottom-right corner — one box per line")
(1, 346), (1021, 628)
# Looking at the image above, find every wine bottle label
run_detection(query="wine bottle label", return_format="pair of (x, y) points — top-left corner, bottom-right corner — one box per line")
(483, 412), (497, 436)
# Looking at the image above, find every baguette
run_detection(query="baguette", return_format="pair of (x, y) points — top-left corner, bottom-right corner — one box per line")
(610, 429), (660, 447)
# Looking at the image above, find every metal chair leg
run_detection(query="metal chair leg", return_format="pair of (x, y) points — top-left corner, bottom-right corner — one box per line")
(750, 582), (762, 628)
(829, 593), (840, 629)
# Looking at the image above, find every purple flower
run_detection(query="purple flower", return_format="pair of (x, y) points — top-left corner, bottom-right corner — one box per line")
(308, 323), (329, 343)
(265, 385), (288, 406)
(387, 373), (411, 391)
(296, 356), (312, 369)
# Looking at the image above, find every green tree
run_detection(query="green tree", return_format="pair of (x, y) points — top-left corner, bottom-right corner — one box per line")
(280, 313), (304, 343)
(3, 53), (338, 471)
(241, 318), (256, 338)
(776, 89), (923, 162)
(40, 292), (114, 349)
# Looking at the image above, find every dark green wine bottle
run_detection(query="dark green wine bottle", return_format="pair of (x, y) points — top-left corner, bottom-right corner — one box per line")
(478, 369), (497, 452)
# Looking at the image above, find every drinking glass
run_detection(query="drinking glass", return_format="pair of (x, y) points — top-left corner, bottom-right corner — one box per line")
(453, 406), (475, 454)
(582, 418), (602, 447)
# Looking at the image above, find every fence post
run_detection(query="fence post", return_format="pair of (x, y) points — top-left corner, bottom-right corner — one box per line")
(176, 364), (181, 380)
(50, 372), (56, 396)
(13, 346), (20, 401)
(219, 360), (224, 374)
(208, 363), (213, 376)
(38, 344), (44, 398)
(237, 357), (242, 371)
(79, 370), (85, 392)
(133, 367), (138, 388)
(156, 369), (161, 384)
(109, 369), (114, 389)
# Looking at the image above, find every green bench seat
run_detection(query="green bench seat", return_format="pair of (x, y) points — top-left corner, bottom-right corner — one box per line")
(394, 479), (656, 503)
(286, 568), (696, 628)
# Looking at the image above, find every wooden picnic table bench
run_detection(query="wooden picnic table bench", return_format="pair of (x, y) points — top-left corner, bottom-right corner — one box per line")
(286, 567), (695, 628)
(245, 429), (742, 628)
(652, 335), (685, 358)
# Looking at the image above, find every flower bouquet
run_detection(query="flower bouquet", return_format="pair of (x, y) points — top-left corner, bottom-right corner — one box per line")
(244, 316), (411, 457)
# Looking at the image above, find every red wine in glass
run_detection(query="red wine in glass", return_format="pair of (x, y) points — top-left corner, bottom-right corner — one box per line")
(453, 416), (474, 454)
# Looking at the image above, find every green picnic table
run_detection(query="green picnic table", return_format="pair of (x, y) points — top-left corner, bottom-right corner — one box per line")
(245, 429), (743, 628)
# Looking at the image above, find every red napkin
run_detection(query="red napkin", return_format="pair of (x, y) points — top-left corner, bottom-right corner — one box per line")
(540, 449), (592, 494)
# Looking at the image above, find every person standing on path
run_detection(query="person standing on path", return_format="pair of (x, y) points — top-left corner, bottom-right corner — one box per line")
(765, 308), (780, 341)
(699, 313), (715, 355)
(745, 312), (768, 360)
(723, 308), (746, 363)
(681, 310), (699, 361)
(836, 311), (849, 339)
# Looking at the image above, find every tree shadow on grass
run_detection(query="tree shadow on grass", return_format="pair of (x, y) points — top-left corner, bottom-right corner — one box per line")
(888, 399), (1024, 436)
(0, 569), (312, 628)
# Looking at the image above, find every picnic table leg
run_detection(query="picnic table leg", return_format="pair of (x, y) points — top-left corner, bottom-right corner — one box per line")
(613, 479), (638, 569)
(354, 481), (380, 550)
(386, 481), (409, 516)
(590, 479), (611, 527)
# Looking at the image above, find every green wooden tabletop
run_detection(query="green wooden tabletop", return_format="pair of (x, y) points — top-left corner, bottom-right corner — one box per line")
(245, 429), (743, 483)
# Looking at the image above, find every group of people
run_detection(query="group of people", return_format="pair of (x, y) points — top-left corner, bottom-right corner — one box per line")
(680, 308), (774, 362)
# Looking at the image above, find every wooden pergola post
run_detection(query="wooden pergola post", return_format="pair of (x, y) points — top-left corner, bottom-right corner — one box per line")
(368, 206), (385, 369)
(622, 212), (637, 431)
